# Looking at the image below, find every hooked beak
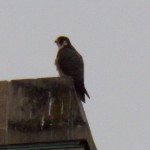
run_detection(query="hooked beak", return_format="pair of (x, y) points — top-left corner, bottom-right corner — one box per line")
(54, 39), (58, 43)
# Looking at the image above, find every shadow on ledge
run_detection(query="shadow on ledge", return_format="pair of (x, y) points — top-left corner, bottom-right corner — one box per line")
(0, 77), (97, 150)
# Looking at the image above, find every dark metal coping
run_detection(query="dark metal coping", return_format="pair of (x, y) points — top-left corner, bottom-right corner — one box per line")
(0, 139), (90, 150)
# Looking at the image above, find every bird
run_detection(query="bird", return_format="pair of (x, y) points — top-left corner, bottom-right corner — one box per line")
(54, 36), (90, 102)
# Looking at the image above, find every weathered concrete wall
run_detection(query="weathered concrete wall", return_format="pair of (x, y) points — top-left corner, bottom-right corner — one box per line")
(0, 77), (96, 150)
(0, 81), (8, 145)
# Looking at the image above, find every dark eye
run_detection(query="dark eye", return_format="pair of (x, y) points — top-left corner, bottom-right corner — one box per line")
(59, 39), (64, 45)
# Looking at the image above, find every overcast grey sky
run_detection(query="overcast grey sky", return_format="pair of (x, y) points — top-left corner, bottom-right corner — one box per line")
(0, 0), (150, 150)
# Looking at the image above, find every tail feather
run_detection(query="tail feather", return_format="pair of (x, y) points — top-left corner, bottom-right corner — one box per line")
(74, 82), (90, 102)
(84, 87), (90, 99)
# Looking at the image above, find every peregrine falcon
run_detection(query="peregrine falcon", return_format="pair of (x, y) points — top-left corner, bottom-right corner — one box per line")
(55, 36), (90, 102)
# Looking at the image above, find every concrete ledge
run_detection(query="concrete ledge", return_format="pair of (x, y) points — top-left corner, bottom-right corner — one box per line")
(0, 77), (97, 150)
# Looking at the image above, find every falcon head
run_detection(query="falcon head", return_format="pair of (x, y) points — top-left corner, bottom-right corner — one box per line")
(55, 36), (71, 49)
